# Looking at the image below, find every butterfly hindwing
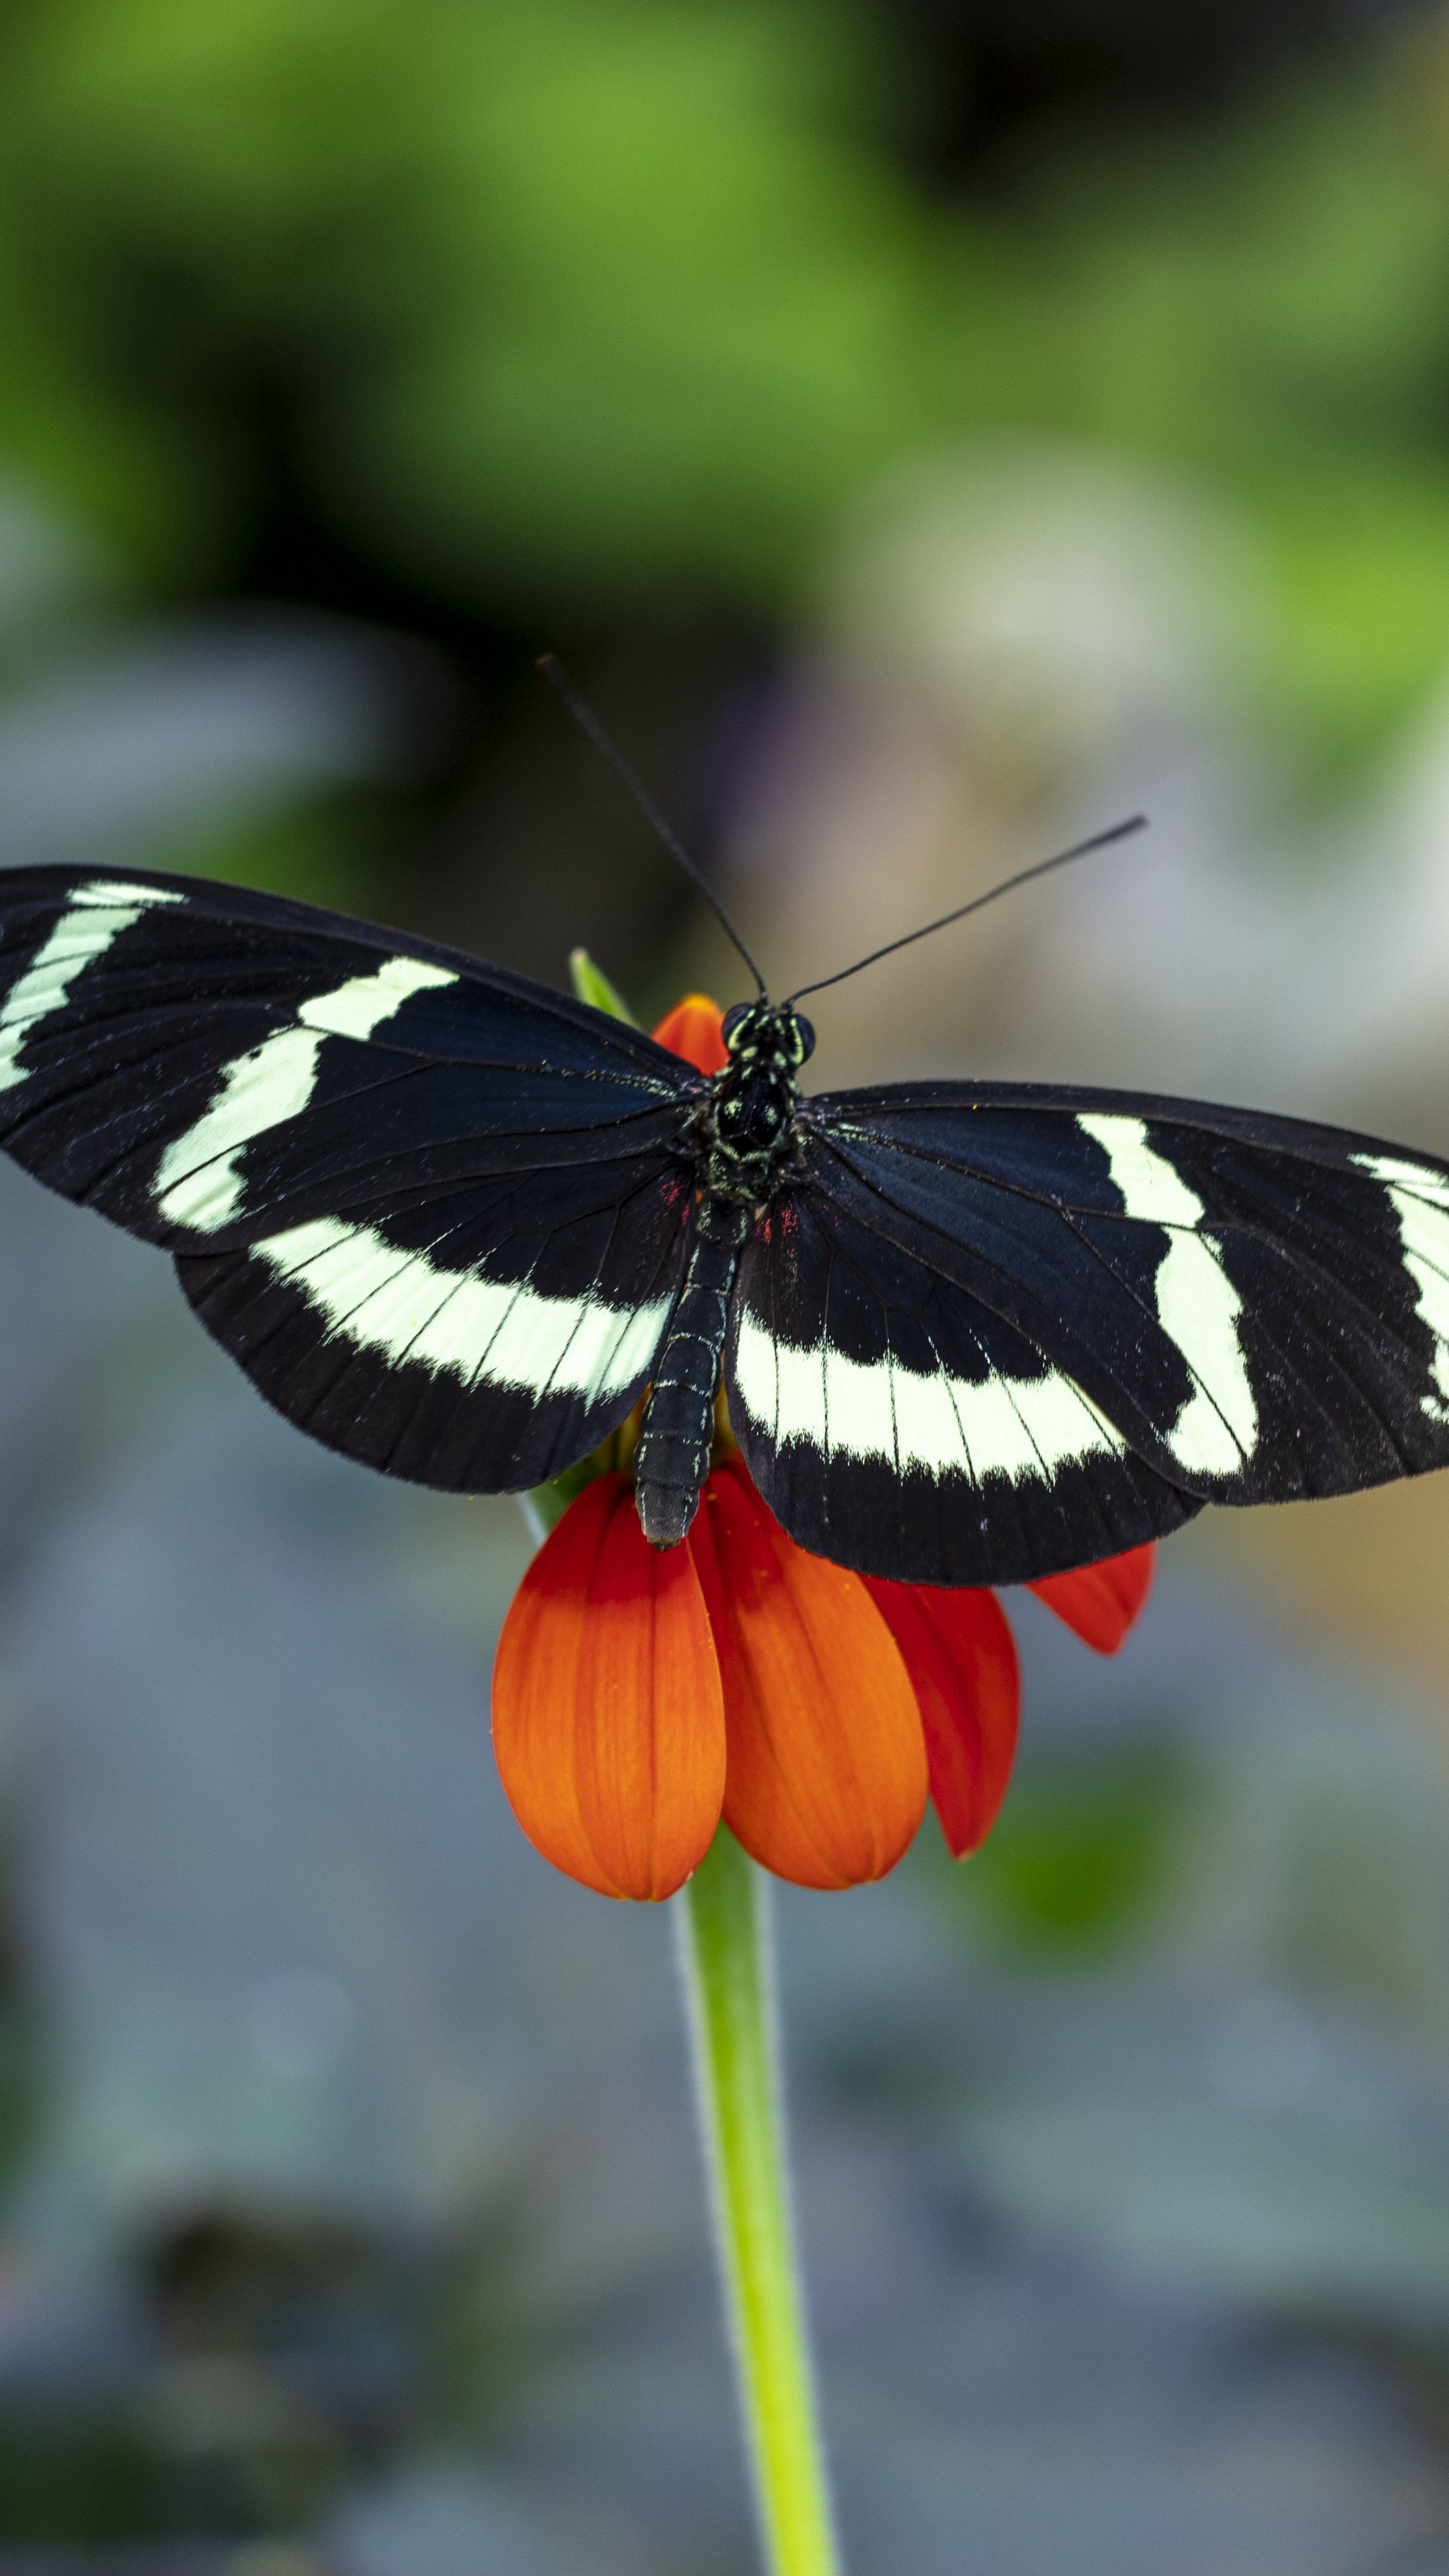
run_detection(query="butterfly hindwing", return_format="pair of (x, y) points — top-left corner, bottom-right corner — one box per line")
(176, 1151), (695, 1491)
(728, 1081), (1449, 1586)
(724, 1161), (1204, 1586)
(0, 867), (699, 1489)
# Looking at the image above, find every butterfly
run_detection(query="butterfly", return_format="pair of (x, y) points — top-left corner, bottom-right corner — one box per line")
(0, 837), (1447, 1592)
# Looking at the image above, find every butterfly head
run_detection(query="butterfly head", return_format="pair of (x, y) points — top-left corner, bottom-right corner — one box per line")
(720, 1000), (815, 1069)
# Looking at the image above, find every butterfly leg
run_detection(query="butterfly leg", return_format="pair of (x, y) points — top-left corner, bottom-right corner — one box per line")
(635, 1193), (747, 1547)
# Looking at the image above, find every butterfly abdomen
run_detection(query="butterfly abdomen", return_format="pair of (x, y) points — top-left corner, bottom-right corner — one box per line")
(635, 1194), (749, 1546)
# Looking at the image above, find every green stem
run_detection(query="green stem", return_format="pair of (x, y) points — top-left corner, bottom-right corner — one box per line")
(677, 1826), (841, 2576)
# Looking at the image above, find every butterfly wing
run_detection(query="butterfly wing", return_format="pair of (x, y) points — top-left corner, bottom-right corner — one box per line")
(0, 867), (699, 1489)
(726, 1079), (1449, 1585)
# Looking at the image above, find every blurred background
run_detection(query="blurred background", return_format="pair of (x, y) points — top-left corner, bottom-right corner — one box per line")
(7, 1), (1449, 2569)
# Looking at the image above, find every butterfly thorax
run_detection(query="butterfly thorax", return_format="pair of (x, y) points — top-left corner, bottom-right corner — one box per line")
(697, 1000), (814, 1201)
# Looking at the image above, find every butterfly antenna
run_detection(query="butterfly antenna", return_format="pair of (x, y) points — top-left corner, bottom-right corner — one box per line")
(537, 653), (767, 997)
(786, 813), (1147, 1005)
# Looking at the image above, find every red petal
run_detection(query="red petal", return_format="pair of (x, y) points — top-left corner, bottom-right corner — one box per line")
(688, 1462), (928, 1889)
(492, 1474), (726, 1899)
(865, 1580), (1020, 1859)
(1028, 1542), (1156, 1654)
(651, 995), (728, 1076)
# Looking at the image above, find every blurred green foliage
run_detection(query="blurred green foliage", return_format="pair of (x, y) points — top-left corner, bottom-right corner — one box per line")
(0, 2203), (406, 2544)
(943, 44), (1449, 773)
(0, 0), (930, 606)
(0, 2404), (169, 2546)
(928, 1744), (1195, 1955)
(1, 0), (1448, 781)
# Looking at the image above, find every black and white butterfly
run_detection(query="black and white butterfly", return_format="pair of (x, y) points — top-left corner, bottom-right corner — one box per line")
(0, 854), (1447, 1589)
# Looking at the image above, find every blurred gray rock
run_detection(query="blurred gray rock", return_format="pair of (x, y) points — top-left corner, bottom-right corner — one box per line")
(330, 2468), (561, 2576)
(0, 613), (442, 872)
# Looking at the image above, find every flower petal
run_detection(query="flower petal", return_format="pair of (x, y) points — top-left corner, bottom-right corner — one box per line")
(690, 1462), (928, 1888)
(492, 1474), (726, 1900)
(1028, 1542), (1156, 1654)
(651, 994), (728, 1075)
(865, 1581), (1020, 1860)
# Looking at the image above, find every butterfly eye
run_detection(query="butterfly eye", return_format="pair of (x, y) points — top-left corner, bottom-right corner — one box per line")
(789, 1012), (816, 1065)
(721, 1004), (754, 1048)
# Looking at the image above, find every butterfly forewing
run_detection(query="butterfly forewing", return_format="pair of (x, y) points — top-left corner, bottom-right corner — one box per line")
(722, 1079), (1449, 1585)
(0, 867), (699, 1489)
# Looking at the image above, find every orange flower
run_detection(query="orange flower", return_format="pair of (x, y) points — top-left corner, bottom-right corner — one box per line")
(490, 998), (1157, 1902)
